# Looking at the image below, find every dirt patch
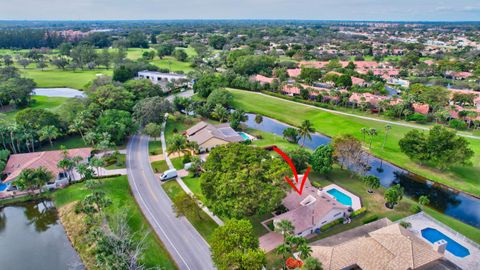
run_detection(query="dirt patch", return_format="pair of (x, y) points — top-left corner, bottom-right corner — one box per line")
(57, 202), (97, 270)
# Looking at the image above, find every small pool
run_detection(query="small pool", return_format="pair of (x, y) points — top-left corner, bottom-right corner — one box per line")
(421, 227), (470, 257)
(238, 132), (250, 140)
(0, 182), (9, 192)
(326, 188), (352, 206)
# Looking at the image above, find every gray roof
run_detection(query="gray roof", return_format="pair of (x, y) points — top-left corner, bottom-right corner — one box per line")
(186, 121), (244, 146)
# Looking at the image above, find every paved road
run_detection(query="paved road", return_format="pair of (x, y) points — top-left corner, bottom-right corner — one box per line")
(166, 90), (194, 102)
(126, 135), (214, 270)
(240, 90), (480, 140)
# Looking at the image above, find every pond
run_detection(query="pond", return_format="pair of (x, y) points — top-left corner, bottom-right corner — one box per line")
(33, 88), (86, 98)
(0, 200), (83, 270)
(244, 113), (480, 228)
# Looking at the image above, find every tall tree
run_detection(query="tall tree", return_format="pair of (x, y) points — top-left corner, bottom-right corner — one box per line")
(299, 120), (315, 147)
(210, 219), (265, 270)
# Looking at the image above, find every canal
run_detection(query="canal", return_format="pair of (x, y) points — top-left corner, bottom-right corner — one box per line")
(0, 200), (83, 270)
(244, 113), (480, 228)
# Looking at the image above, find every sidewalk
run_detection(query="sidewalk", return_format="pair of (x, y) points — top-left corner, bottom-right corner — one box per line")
(160, 113), (224, 226)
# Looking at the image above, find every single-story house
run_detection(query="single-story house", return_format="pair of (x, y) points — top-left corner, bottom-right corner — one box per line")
(2, 148), (92, 189)
(251, 74), (275, 85)
(186, 122), (244, 152)
(273, 178), (351, 237)
(310, 222), (444, 270)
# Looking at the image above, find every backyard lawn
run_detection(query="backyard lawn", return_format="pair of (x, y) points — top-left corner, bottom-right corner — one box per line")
(229, 88), (480, 197)
(1, 95), (70, 120)
(53, 176), (177, 270)
(162, 180), (218, 242)
(38, 135), (86, 151)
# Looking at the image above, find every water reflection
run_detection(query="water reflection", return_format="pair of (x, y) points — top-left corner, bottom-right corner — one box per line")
(243, 113), (480, 228)
(0, 200), (83, 270)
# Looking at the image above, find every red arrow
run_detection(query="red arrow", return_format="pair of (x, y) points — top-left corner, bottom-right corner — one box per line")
(272, 146), (311, 195)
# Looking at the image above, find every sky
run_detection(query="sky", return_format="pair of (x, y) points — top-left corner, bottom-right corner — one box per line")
(0, 0), (479, 21)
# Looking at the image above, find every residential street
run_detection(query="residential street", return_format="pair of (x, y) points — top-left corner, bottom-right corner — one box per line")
(126, 135), (214, 270)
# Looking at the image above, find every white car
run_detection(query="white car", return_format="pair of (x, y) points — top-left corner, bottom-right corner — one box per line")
(160, 169), (177, 181)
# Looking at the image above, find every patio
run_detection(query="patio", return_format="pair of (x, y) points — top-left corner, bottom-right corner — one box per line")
(398, 212), (480, 270)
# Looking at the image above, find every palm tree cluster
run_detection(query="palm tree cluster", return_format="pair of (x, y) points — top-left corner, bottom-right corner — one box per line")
(275, 220), (317, 269)
(167, 134), (199, 157)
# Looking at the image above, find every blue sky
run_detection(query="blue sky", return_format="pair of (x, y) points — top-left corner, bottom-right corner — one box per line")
(1, 0), (479, 21)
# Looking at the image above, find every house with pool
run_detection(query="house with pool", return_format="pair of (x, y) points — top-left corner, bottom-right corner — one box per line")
(273, 178), (361, 237)
(185, 121), (253, 152)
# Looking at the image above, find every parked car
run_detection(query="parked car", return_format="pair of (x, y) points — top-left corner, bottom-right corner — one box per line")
(160, 169), (177, 181)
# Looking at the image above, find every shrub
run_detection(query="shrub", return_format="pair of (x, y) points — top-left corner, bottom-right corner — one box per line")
(400, 221), (412, 229)
(320, 218), (344, 232)
(362, 215), (378, 224)
(406, 113), (428, 123)
(449, 119), (467, 130)
(350, 207), (367, 218)
(410, 204), (421, 214)
(182, 153), (192, 164)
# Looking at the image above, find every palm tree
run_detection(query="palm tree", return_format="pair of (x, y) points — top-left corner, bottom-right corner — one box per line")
(168, 134), (188, 157)
(298, 243), (312, 259)
(274, 219), (294, 236)
(255, 114), (263, 125)
(38, 125), (61, 146)
(69, 118), (87, 144)
(89, 157), (105, 177)
(368, 128), (377, 149)
(276, 243), (291, 269)
(298, 120), (315, 147)
(360, 127), (368, 142)
(382, 125), (391, 150)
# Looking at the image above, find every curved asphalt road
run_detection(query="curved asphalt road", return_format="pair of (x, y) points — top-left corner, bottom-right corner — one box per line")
(126, 135), (214, 270)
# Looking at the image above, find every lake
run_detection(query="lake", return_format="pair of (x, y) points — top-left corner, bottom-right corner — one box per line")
(33, 88), (86, 98)
(244, 113), (480, 228)
(0, 200), (83, 270)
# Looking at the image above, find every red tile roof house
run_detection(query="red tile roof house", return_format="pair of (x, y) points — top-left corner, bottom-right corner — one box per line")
(251, 74), (274, 85)
(273, 178), (351, 237)
(287, 68), (301, 78)
(446, 71), (473, 80)
(282, 84), (301, 96)
(2, 148), (92, 190)
(412, 103), (430, 115)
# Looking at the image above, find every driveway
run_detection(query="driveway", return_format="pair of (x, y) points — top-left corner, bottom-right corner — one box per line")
(166, 90), (194, 102)
(126, 135), (215, 270)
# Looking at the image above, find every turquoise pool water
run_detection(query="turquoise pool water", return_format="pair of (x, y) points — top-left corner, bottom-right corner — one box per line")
(421, 227), (470, 257)
(326, 188), (352, 206)
(0, 182), (8, 192)
(238, 132), (250, 140)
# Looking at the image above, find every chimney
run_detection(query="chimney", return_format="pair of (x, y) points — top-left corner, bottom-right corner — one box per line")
(433, 239), (447, 254)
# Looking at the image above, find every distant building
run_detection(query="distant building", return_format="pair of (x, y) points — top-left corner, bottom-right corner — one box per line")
(185, 122), (244, 152)
(137, 70), (192, 91)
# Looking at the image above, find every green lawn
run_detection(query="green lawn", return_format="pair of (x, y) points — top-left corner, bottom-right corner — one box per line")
(20, 68), (113, 89)
(162, 180), (218, 242)
(248, 129), (300, 152)
(38, 135), (86, 151)
(182, 174), (205, 201)
(151, 57), (193, 73)
(149, 140), (162, 155)
(229, 89), (480, 197)
(104, 154), (127, 170)
(151, 157), (183, 173)
(1, 95), (70, 120)
(53, 176), (177, 269)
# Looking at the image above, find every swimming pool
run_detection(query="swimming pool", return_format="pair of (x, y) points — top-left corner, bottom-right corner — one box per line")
(238, 132), (250, 140)
(421, 227), (470, 257)
(0, 182), (9, 192)
(326, 188), (352, 206)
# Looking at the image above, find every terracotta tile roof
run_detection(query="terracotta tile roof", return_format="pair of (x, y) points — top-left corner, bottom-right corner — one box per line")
(282, 84), (301, 95)
(287, 69), (301, 77)
(3, 148), (92, 183)
(413, 103), (430, 115)
(351, 76), (366, 86)
(252, 74), (274, 84)
(311, 223), (443, 270)
(276, 178), (348, 234)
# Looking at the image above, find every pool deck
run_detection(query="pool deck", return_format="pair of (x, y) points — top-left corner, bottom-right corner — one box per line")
(398, 212), (480, 270)
(322, 184), (362, 211)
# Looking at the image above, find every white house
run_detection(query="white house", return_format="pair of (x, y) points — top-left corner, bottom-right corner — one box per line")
(273, 178), (353, 237)
(137, 70), (192, 91)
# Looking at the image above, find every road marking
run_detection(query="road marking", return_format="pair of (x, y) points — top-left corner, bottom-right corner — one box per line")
(127, 136), (193, 270)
